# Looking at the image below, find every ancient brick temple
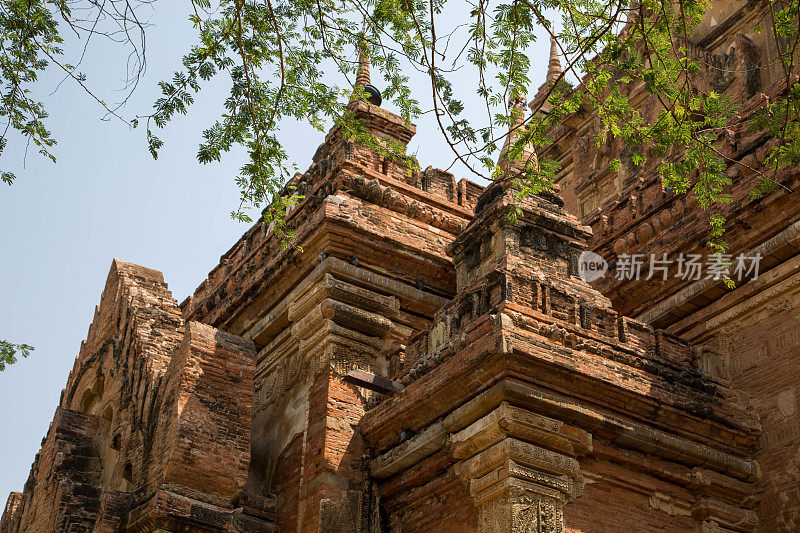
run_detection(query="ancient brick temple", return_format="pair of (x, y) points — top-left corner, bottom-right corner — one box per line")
(3, 4), (800, 531)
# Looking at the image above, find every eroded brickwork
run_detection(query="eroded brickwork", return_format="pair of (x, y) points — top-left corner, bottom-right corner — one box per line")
(3, 5), (800, 530)
(540, 4), (800, 530)
(362, 180), (760, 533)
(1, 261), (274, 532)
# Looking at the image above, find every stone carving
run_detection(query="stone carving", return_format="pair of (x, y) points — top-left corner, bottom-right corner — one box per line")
(320, 490), (362, 533)
(455, 432), (580, 533)
(480, 497), (511, 531)
(284, 351), (305, 389)
(540, 500), (562, 533)
(505, 466), (573, 498)
(254, 366), (284, 412)
(429, 318), (449, 353)
(514, 503), (539, 533)
(331, 350), (374, 374)
(766, 295), (794, 315)
(477, 492), (566, 533)
(348, 175), (466, 235)
(718, 322), (743, 362)
(254, 349), (309, 414)
(701, 35), (762, 98)
(698, 348), (730, 383)
(691, 498), (759, 532)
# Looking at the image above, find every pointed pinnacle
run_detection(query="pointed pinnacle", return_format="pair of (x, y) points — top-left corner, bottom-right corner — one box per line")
(355, 44), (371, 88)
(547, 37), (563, 85)
(530, 37), (563, 114)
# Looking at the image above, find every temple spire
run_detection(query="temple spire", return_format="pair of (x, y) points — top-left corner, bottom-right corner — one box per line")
(546, 36), (563, 85)
(351, 39), (382, 106)
(498, 89), (538, 175)
(355, 43), (371, 88)
(530, 36), (563, 114)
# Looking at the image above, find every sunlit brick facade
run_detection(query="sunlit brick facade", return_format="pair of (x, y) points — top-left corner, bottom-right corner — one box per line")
(3, 3), (799, 530)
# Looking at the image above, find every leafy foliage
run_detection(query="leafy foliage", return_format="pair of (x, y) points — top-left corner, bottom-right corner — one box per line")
(142, 0), (428, 229)
(0, 0), (63, 185)
(0, 0), (150, 367)
(0, 339), (33, 371)
(3, 0), (800, 240)
(3, 0), (800, 363)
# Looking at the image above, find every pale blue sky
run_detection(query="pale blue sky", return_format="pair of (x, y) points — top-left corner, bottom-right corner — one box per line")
(0, 3), (554, 501)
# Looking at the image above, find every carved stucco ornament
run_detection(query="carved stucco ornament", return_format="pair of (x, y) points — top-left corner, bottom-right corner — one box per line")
(692, 497), (759, 533)
(454, 437), (582, 533)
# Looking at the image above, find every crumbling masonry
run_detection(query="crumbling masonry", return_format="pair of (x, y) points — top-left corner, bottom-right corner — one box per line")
(3, 3), (800, 531)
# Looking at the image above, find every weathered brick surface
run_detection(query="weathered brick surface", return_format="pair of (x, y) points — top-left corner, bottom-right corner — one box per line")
(361, 180), (760, 532)
(538, 9), (800, 531)
(3, 13), (800, 531)
(3, 408), (104, 532)
(0, 494), (20, 532)
(1, 261), (273, 532)
(152, 321), (256, 507)
(272, 434), (303, 532)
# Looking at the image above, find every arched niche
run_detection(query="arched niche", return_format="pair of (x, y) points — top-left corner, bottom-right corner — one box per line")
(79, 375), (105, 415)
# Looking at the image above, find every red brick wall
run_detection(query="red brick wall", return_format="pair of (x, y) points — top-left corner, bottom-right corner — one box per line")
(273, 433), (304, 532)
(565, 481), (695, 532)
(155, 321), (256, 507)
(727, 306), (800, 531)
(382, 468), (477, 533)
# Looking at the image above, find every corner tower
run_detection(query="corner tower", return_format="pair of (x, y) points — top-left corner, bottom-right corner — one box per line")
(361, 179), (761, 532)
